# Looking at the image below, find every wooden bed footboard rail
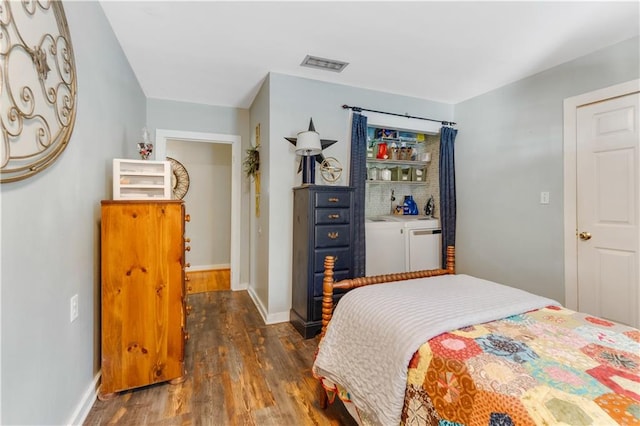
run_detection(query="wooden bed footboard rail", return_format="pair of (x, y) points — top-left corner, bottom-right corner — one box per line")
(320, 246), (456, 338)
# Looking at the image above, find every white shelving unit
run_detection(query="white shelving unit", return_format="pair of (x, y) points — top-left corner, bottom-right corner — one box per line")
(113, 158), (171, 200)
(366, 127), (431, 184)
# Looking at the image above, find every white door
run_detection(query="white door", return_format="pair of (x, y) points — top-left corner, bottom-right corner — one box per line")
(576, 92), (639, 327)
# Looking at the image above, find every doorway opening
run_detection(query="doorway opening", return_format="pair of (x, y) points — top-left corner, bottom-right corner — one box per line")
(155, 129), (241, 291)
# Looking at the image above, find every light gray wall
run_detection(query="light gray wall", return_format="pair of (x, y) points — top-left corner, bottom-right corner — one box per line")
(146, 99), (250, 284)
(454, 36), (640, 303)
(248, 78), (270, 310)
(147, 99), (249, 138)
(167, 141), (232, 268)
(0, 2), (146, 424)
(264, 73), (454, 317)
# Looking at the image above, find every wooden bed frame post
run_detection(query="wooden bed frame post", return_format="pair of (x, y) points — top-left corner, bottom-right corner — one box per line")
(446, 246), (455, 274)
(321, 256), (335, 339)
(318, 256), (336, 409)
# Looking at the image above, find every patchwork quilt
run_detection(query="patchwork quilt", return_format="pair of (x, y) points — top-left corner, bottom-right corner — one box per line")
(321, 306), (640, 425)
(400, 305), (640, 425)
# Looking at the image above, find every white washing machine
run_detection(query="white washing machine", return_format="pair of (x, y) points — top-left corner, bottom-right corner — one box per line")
(365, 219), (405, 276)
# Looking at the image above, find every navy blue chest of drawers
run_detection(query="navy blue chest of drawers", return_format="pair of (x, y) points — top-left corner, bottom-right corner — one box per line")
(290, 185), (355, 338)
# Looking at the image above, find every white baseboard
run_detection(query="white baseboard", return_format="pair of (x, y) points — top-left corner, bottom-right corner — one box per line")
(266, 310), (290, 324)
(67, 372), (100, 425)
(247, 286), (268, 322)
(233, 280), (248, 291)
(246, 286), (290, 325)
(187, 263), (230, 271)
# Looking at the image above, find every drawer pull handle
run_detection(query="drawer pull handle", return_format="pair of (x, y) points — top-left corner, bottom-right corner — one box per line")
(328, 197), (339, 203)
(328, 232), (339, 239)
(328, 214), (340, 219)
(185, 245), (191, 251)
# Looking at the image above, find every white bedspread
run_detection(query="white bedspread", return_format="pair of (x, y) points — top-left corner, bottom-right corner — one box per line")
(312, 274), (559, 426)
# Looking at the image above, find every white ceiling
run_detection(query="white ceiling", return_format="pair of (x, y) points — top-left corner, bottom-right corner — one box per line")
(100, 1), (640, 109)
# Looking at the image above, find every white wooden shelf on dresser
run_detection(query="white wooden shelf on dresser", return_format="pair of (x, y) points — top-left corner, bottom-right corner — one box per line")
(113, 158), (171, 200)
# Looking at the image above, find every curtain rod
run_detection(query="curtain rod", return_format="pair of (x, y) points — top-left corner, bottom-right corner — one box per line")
(342, 104), (456, 126)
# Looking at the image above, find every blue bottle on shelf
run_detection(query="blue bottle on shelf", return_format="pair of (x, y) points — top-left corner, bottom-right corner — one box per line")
(403, 195), (419, 215)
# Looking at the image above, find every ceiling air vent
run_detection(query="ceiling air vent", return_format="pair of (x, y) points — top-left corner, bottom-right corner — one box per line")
(300, 55), (349, 73)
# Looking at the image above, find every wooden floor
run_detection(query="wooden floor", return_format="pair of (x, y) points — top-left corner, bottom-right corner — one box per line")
(186, 269), (230, 294)
(84, 290), (357, 425)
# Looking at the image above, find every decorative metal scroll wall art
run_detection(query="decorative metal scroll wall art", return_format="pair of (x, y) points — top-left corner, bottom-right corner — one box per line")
(0, 1), (78, 183)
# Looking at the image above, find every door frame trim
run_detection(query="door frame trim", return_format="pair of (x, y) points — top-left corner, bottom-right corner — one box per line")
(563, 79), (640, 309)
(155, 129), (242, 291)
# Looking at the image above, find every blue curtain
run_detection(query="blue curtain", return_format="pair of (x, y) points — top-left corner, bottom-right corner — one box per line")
(439, 126), (458, 267)
(349, 113), (368, 277)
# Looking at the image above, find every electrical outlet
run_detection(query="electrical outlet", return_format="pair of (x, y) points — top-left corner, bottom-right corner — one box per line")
(70, 294), (79, 323)
(540, 191), (550, 204)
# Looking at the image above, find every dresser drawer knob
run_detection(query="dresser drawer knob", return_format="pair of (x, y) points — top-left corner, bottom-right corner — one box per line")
(185, 245), (191, 252)
(328, 231), (339, 239)
(186, 305), (193, 315)
(185, 214), (191, 222)
(185, 237), (191, 243)
(328, 214), (340, 219)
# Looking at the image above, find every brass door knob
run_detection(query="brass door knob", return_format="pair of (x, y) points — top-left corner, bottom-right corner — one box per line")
(579, 231), (592, 241)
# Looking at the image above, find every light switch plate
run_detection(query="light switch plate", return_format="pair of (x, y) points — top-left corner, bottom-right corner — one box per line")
(540, 191), (550, 204)
(70, 294), (79, 323)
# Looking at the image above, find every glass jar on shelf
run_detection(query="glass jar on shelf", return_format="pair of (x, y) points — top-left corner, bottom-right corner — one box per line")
(368, 166), (379, 180)
(380, 168), (391, 181)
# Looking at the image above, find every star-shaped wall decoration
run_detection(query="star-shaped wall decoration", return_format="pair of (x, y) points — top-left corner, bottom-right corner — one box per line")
(285, 118), (338, 172)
